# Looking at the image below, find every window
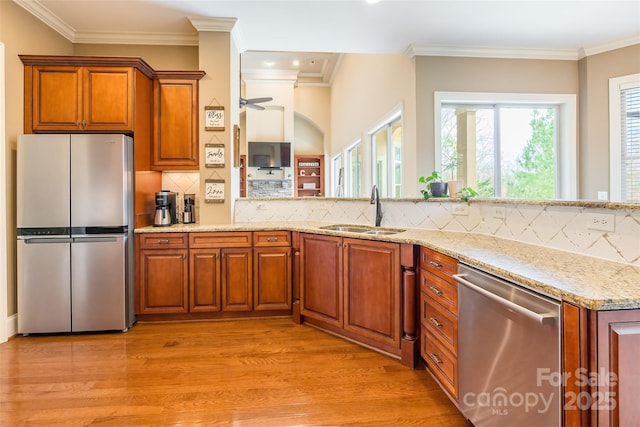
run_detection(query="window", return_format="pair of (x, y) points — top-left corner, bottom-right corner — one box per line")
(346, 142), (361, 197)
(435, 92), (577, 200)
(610, 74), (640, 203)
(372, 114), (402, 197)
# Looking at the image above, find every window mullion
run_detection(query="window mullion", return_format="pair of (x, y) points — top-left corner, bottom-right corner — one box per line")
(494, 106), (501, 197)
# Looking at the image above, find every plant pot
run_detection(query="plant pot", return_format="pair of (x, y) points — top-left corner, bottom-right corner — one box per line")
(447, 180), (464, 197)
(429, 182), (448, 197)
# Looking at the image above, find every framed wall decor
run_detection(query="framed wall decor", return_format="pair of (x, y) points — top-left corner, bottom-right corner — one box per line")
(205, 143), (225, 168)
(204, 179), (225, 203)
(204, 106), (225, 131)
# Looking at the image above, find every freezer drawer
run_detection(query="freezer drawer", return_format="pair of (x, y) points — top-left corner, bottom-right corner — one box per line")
(72, 236), (127, 332)
(17, 238), (71, 334)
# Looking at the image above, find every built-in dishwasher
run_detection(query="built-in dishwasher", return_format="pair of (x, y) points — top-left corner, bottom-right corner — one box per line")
(454, 264), (561, 427)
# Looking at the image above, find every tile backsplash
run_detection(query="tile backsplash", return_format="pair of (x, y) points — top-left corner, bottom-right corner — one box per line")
(234, 198), (640, 265)
(161, 172), (201, 221)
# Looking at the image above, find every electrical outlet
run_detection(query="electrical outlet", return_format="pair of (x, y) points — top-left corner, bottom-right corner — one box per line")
(493, 206), (506, 219)
(452, 204), (469, 216)
(587, 213), (615, 232)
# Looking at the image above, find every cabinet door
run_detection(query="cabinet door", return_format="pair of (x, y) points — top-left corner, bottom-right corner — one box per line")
(597, 310), (640, 427)
(138, 249), (188, 314)
(254, 247), (292, 311)
(343, 239), (401, 349)
(32, 66), (83, 131)
(83, 67), (133, 131)
(152, 78), (199, 170)
(189, 248), (222, 312)
(300, 233), (343, 327)
(221, 248), (253, 311)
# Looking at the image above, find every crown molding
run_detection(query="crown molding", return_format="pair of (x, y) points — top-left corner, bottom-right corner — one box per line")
(188, 17), (237, 32)
(73, 31), (199, 46)
(407, 44), (579, 60)
(579, 35), (640, 59)
(13, 0), (76, 42)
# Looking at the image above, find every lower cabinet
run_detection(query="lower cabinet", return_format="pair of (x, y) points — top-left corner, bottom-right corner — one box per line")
(299, 233), (404, 355)
(595, 309), (640, 427)
(137, 233), (189, 314)
(419, 247), (459, 399)
(136, 231), (291, 318)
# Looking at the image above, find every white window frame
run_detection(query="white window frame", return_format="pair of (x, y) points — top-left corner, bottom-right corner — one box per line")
(346, 141), (361, 197)
(434, 92), (577, 200)
(609, 73), (640, 202)
(369, 107), (403, 198)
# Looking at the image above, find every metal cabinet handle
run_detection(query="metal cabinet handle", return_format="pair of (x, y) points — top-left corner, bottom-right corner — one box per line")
(429, 317), (442, 327)
(429, 353), (443, 364)
(157, 239), (170, 244)
(267, 237), (278, 242)
(429, 286), (443, 296)
(429, 261), (442, 269)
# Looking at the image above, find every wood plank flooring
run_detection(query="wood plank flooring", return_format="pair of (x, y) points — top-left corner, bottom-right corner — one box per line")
(0, 318), (468, 426)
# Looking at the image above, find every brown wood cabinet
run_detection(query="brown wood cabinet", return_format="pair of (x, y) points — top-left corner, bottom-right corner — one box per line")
(190, 232), (253, 312)
(420, 247), (459, 399)
(300, 233), (343, 327)
(26, 65), (134, 132)
(595, 309), (640, 427)
(294, 155), (324, 196)
(253, 231), (292, 311)
(300, 233), (405, 355)
(137, 233), (189, 314)
(152, 71), (205, 170)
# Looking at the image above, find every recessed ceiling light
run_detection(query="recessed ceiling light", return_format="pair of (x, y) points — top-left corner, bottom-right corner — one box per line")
(366, 0), (381, 4)
(293, 60), (300, 66)
(264, 61), (274, 67)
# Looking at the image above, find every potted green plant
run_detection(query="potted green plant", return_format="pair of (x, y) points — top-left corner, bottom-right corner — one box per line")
(419, 171), (448, 198)
(459, 187), (479, 202)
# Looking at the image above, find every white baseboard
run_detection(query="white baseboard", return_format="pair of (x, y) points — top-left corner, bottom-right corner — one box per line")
(7, 314), (18, 339)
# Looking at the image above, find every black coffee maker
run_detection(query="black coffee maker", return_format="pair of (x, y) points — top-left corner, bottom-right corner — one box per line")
(154, 191), (177, 227)
(183, 194), (195, 224)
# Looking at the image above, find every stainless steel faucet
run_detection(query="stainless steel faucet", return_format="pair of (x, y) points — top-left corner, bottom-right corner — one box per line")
(370, 185), (383, 227)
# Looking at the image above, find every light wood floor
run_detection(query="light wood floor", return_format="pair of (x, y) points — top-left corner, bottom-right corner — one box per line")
(0, 318), (468, 426)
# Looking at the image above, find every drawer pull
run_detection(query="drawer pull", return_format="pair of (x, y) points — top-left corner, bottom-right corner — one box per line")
(267, 237), (278, 242)
(429, 353), (443, 364)
(429, 286), (443, 296)
(429, 261), (442, 269)
(157, 239), (170, 244)
(429, 317), (443, 327)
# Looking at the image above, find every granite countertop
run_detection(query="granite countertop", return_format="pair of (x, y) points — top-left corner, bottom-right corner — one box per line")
(136, 222), (640, 311)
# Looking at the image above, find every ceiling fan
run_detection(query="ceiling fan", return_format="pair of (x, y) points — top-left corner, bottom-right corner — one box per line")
(239, 96), (273, 110)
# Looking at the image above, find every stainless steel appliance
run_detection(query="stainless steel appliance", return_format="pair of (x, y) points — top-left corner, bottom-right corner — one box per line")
(17, 134), (134, 334)
(153, 191), (176, 227)
(454, 264), (561, 427)
(183, 193), (195, 224)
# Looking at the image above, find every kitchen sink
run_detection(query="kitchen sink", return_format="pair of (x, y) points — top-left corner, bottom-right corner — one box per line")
(319, 224), (404, 235)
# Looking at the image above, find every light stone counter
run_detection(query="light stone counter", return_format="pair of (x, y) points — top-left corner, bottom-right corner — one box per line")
(136, 222), (640, 311)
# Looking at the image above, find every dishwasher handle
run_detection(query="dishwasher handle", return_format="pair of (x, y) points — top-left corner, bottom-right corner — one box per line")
(453, 273), (556, 325)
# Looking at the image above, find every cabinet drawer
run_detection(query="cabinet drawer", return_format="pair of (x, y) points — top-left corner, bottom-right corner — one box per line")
(421, 269), (458, 314)
(422, 329), (458, 399)
(421, 293), (458, 354)
(189, 232), (252, 248)
(420, 247), (457, 284)
(253, 231), (291, 247)
(138, 233), (188, 249)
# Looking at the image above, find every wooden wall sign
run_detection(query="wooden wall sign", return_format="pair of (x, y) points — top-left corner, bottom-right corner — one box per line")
(205, 106), (224, 131)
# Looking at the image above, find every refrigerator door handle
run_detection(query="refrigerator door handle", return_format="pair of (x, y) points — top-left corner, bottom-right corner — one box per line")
(23, 238), (72, 244)
(73, 236), (119, 243)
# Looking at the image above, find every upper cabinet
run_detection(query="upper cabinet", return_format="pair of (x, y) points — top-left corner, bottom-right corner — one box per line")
(20, 56), (155, 133)
(152, 71), (205, 171)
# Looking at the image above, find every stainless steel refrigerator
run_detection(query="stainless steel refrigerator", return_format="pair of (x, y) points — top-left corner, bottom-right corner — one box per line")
(17, 134), (134, 334)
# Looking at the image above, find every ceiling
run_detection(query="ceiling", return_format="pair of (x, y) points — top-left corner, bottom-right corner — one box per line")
(15, 0), (640, 83)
